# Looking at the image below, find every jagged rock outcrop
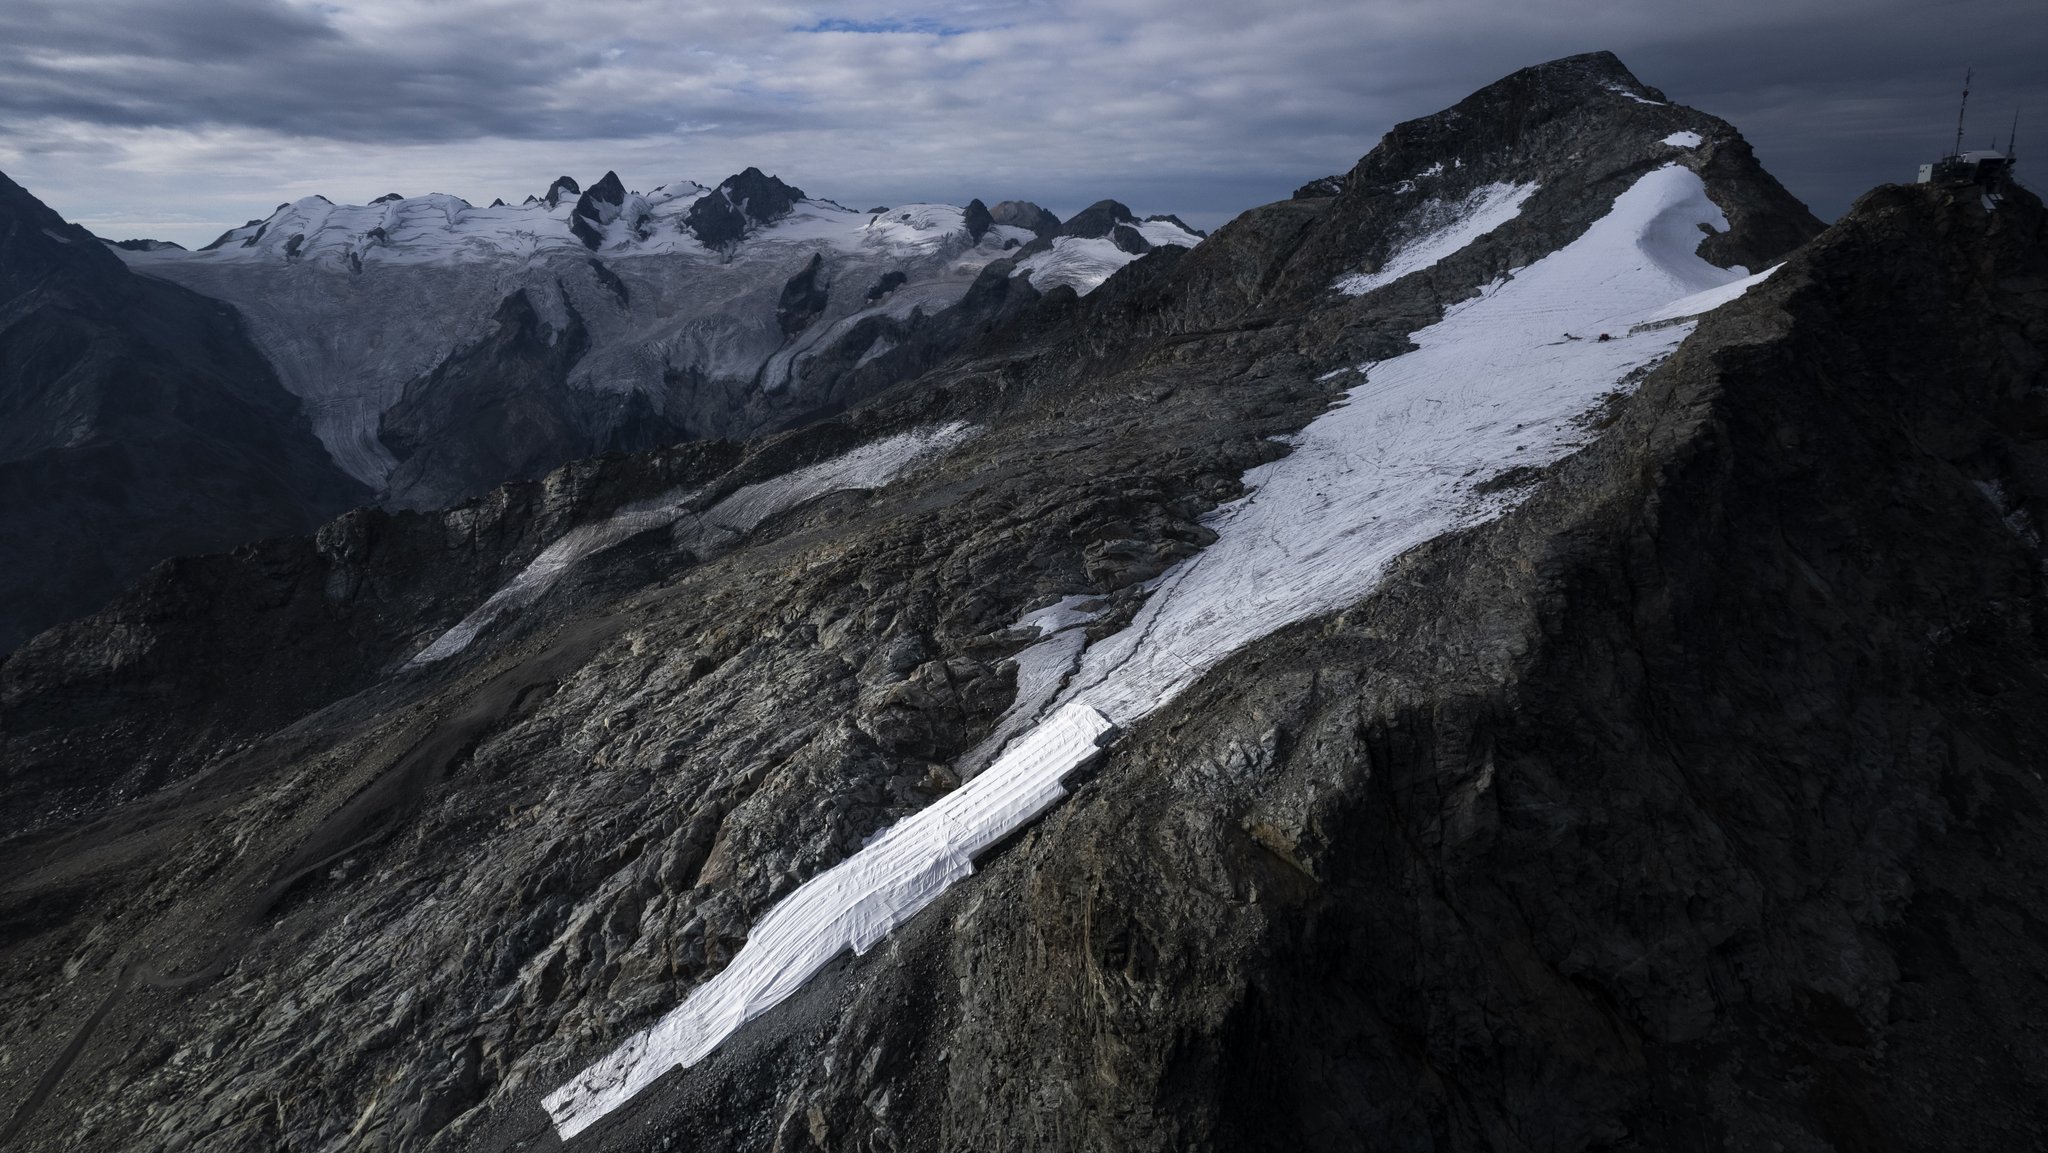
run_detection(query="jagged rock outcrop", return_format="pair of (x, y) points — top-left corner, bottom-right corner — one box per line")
(990, 199), (1061, 236)
(5, 53), (2039, 1153)
(776, 253), (830, 336)
(962, 198), (993, 242)
(570, 171), (628, 250)
(0, 170), (367, 653)
(1020, 198), (1152, 257)
(544, 175), (581, 208)
(684, 167), (806, 249)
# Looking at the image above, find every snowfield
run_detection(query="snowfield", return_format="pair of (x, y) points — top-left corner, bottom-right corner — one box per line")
(409, 423), (975, 666)
(541, 162), (1784, 1138)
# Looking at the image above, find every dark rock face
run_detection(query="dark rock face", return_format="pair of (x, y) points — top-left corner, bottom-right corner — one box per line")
(375, 288), (685, 511)
(544, 175), (581, 207)
(3, 54), (2041, 1153)
(570, 171), (628, 250)
(103, 238), (185, 252)
(372, 193), (405, 204)
(776, 253), (830, 336)
(1014, 198), (1156, 261)
(865, 269), (907, 301)
(684, 167), (807, 249)
(1293, 173), (1346, 198)
(0, 170), (366, 653)
(1055, 197), (1141, 241)
(989, 199), (1061, 235)
(962, 197), (993, 241)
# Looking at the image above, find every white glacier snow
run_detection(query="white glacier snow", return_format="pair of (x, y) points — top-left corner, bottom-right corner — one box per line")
(1011, 217), (1205, 296)
(1661, 131), (1704, 149)
(408, 423), (973, 666)
(544, 163), (1778, 1139)
(1334, 182), (1538, 296)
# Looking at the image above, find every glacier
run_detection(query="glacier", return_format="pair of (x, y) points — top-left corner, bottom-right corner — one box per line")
(119, 190), (1046, 494)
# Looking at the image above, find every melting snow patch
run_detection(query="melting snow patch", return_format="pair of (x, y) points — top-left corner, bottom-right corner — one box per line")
(407, 423), (973, 666)
(1335, 182), (1538, 296)
(1662, 131), (1704, 149)
(1606, 84), (1666, 106)
(543, 701), (1117, 1140)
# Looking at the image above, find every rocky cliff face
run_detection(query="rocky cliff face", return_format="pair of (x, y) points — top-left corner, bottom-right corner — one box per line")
(3, 52), (2043, 1153)
(0, 171), (368, 653)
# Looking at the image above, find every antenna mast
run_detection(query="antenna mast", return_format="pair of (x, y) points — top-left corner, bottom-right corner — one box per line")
(2009, 108), (2020, 159)
(1954, 68), (1972, 157)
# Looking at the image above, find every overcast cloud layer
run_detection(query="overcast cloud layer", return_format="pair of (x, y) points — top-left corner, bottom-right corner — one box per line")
(2, 0), (2041, 248)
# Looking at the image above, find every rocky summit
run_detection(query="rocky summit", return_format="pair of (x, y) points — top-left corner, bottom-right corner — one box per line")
(3, 50), (2047, 1153)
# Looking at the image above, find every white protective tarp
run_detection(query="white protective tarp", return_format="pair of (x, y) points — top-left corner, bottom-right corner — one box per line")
(542, 701), (1116, 1139)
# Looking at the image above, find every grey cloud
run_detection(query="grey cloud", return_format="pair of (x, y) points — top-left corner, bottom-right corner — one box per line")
(1, 0), (2041, 248)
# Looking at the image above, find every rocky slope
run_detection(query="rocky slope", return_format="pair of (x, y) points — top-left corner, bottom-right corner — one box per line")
(5, 51), (2045, 1153)
(0, 172), (369, 653)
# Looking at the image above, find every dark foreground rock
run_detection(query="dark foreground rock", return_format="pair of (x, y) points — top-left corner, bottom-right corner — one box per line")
(0, 171), (368, 653)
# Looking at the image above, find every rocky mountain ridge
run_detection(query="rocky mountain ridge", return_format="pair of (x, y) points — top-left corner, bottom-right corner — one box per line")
(0, 171), (367, 653)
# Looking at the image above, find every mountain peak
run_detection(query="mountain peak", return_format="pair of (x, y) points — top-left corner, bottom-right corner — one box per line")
(543, 174), (580, 207)
(682, 167), (806, 249)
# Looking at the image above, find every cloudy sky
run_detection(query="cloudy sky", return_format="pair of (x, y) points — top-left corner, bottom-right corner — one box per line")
(2, 0), (2041, 248)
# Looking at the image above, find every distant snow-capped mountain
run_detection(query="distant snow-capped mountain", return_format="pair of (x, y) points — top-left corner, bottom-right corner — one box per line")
(122, 168), (1202, 508)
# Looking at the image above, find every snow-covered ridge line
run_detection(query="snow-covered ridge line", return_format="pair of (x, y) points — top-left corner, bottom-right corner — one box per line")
(542, 700), (1118, 1139)
(1335, 182), (1538, 297)
(409, 423), (974, 667)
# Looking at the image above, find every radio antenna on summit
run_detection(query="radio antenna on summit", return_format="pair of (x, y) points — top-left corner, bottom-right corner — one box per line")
(2009, 108), (2020, 159)
(1954, 68), (1972, 157)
